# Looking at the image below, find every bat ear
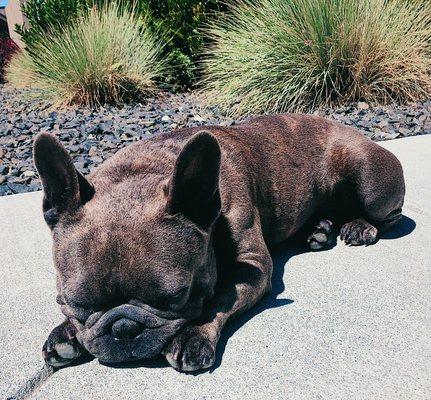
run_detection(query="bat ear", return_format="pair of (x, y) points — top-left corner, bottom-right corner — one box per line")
(166, 131), (221, 230)
(33, 133), (94, 226)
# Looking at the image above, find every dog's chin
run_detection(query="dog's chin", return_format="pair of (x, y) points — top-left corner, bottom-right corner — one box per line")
(63, 303), (187, 363)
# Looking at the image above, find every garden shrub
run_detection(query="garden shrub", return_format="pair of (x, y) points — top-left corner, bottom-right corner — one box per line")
(7, 2), (165, 107)
(202, 0), (431, 115)
(16, 0), (229, 89)
(0, 38), (18, 83)
(140, 0), (229, 89)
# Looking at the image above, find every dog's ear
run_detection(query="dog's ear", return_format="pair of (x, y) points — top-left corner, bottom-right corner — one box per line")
(167, 131), (221, 230)
(33, 133), (94, 226)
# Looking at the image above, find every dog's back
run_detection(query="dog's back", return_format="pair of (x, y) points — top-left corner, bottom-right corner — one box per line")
(89, 113), (404, 245)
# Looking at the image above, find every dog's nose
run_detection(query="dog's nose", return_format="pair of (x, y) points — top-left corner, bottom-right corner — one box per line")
(111, 318), (143, 340)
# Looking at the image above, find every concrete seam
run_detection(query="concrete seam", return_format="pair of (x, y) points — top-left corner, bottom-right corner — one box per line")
(6, 364), (55, 400)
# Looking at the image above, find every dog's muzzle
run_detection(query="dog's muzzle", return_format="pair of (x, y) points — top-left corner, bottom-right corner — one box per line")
(61, 301), (186, 363)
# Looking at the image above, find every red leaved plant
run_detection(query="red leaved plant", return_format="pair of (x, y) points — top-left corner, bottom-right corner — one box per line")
(0, 38), (18, 82)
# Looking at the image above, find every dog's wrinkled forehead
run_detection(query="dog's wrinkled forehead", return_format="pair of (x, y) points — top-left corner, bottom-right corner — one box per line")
(53, 207), (208, 306)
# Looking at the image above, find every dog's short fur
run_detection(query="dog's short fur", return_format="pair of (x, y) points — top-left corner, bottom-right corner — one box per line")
(34, 114), (405, 371)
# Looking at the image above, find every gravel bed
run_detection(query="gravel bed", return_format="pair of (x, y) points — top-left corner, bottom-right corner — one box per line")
(1, 85), (430, 196)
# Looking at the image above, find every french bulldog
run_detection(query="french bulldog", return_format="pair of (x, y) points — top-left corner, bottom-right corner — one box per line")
(34, 114), (405, 372)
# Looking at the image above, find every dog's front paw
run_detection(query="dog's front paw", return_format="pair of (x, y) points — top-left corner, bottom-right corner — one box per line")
(163, 326), (216, 372)
(42, 320), (84, 368)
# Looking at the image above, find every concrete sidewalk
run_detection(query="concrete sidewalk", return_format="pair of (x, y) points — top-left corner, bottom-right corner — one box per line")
(1, 136), (430, 400)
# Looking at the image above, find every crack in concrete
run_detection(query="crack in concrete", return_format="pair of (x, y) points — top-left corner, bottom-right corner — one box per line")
(6, 363), (55, 400)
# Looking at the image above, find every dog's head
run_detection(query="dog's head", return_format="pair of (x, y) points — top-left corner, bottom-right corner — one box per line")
(34, 132), (221, 363)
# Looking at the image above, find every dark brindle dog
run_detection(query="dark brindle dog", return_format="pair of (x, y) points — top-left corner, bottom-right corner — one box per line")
(34, 114), (405, 372)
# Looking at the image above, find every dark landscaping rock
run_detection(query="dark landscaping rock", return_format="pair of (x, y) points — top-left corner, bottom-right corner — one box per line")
(320, 101), (431, 142)
(7, 182), (28, 194)
(0, 85), (430, 196)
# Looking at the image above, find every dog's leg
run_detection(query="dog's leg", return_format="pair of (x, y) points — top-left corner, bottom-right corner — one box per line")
(164, 220), (272, 372)
(164, 256), (272, 372)
(43, 319), (86, 368)
(335, 142), (405, 246)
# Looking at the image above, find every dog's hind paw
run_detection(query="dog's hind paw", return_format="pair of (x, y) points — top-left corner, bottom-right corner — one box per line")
(42, 320), (84, 368)
(340, 219), (378, 246)
(307, 219), (334, 250)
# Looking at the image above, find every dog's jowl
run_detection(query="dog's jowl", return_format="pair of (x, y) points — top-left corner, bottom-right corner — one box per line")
(34, 114), (405, 371)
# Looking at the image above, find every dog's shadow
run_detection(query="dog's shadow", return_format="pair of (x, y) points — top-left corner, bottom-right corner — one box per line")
(74, 215), (416, 373)
(197, 214), (415, 375)
(207, 238), (304, 373)
(379, 215), (416, 240)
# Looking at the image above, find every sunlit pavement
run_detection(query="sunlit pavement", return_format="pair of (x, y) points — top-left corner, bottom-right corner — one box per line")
(1, 135), (430, 400)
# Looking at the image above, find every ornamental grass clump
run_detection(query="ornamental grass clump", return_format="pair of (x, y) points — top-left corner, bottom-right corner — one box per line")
(202, 0), (431, 116)
(5, 50), (37, 88)
(6, 2), (165, 107)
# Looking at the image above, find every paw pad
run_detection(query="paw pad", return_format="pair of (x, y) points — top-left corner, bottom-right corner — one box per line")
(43, 321), (84, 368)
(307, 219), (334, 250)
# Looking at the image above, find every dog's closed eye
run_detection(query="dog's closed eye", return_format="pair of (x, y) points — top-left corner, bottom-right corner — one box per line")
(157, 287), (189, 310)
